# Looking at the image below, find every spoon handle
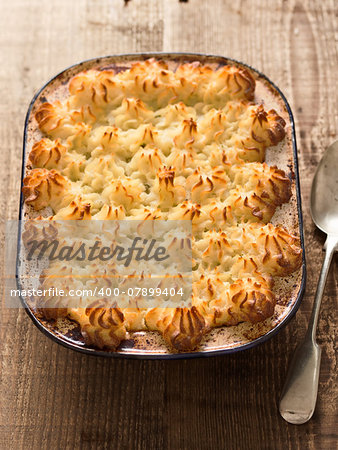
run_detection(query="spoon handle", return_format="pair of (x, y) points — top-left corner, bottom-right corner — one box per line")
(307, 234), (338, 340)
(279, 234), (338, 424)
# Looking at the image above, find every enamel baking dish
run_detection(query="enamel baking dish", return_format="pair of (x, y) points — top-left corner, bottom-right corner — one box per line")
(18, 53), (306, 359)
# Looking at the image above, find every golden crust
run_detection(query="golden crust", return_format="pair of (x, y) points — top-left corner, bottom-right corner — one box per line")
(23, 168), (72, 211)
(29, 138), (67, 169)
(35, 101), (97, 138)
(145, 306), (207, 351)
(248, 105), (286, 147)
(53, 200), (92, 220)
(194, 223), (302, 277)
(69, 306), (126, 350)
(67, 59), (255, 110)
(194, 274), (275, 327)
(24, 58), (302, 352)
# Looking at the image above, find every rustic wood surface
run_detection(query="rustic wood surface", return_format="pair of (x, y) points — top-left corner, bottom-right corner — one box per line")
(0, 0), (337, 449)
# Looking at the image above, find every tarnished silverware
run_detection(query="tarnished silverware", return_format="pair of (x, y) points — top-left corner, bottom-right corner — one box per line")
(279, 140), (338, 424)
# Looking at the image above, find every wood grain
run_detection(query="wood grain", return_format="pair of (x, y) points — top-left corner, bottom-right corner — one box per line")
(0, 0), (337, 449)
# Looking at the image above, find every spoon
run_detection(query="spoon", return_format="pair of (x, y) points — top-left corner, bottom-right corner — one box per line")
(279, 140), (338, 424)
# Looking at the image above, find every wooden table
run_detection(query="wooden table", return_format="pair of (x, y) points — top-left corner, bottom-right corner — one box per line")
(0, 1), (337, 448)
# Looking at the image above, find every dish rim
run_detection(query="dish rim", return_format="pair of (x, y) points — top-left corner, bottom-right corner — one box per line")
(17, 52), (306, 360)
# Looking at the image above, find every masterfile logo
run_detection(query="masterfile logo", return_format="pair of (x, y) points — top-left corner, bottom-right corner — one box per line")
(4, 219), (193, 309)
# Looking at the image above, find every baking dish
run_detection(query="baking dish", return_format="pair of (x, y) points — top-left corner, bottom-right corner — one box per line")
(17, 53), (306, 359)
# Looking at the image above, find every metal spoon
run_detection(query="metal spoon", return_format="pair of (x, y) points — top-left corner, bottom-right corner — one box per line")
(279, 140), (338, 424)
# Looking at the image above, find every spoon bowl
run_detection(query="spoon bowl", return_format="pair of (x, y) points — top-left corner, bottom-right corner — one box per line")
(311, 140), (338, 235)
